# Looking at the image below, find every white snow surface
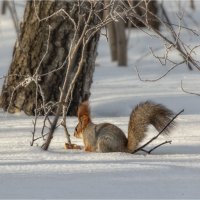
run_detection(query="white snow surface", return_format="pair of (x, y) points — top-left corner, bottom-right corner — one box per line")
(0, 1), (200, 199)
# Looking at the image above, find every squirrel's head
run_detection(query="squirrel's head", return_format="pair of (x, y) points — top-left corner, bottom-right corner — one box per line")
(74, 101), (91, 139)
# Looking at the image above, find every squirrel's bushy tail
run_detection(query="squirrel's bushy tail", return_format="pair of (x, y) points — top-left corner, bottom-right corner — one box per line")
(127, 101), (175, 152)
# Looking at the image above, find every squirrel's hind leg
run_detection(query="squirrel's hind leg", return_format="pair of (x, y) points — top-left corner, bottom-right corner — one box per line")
(97, 135), (126, 153)
(97, 136), (112, 152)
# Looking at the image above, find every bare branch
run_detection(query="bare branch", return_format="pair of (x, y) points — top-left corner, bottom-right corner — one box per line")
(135, 61), (185, 82)
(181, 80), (200, 96)
(160, 3), (193, 70)
(146, 140), (172, 154)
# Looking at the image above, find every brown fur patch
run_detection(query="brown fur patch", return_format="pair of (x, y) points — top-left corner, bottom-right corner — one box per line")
(78, 101), (91, 120)
(77, 101), (91, 129)
(127, 101), (175, 151)
(74, 101), (91, 139)
(85, 145), (93, 152)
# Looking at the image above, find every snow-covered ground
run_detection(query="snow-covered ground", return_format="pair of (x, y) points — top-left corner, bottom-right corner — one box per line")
(0, 1), (200, 199)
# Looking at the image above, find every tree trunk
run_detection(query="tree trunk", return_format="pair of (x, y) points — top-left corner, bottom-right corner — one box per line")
(104, 0), (118, 61)
(190, 0), (195, 10)
(0, 1), (102, 116)
(107, 21), (118, 61)
(104, 0), (127, 66)
(115, 19), (127, 66)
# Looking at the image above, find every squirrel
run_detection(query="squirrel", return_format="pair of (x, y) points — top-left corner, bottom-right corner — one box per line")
(74, 101), (175, 153)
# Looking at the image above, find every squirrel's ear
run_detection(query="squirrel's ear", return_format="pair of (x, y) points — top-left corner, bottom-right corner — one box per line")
(77, 101), (90, 119)
(77, 101), (91, 129)
(80, 114), (90, 129)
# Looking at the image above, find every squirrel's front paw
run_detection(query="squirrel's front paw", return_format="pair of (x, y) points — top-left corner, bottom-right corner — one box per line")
(64, 143), (82, 150)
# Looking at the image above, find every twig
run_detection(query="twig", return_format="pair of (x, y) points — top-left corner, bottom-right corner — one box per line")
(146, 140), (172, 154)
(135, 61), (185, 82)
(160, 3), (193, 70)
(132, 109), (184, 154)
(128, 3), (200, 71)
(181, 80), (200, 96)
(61, 121), (71, 144)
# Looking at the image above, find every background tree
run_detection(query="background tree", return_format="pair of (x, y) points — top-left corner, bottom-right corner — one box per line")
(0, 1), (102, 116)
(105, 0), (160, 66)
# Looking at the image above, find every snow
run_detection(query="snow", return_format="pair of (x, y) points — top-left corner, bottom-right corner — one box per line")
(0, 1), (200, 199)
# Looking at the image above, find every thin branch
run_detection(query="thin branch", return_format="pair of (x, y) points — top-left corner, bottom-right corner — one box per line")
(128, 4), (200, 71)
(160, 3), (193, 70)
(146, 140), (172, 154)
(135, 61), (185, 82)
(181, 80), (200, 96)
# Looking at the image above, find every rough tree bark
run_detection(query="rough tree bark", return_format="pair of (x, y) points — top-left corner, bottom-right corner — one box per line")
(0, 1), (102, 116)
